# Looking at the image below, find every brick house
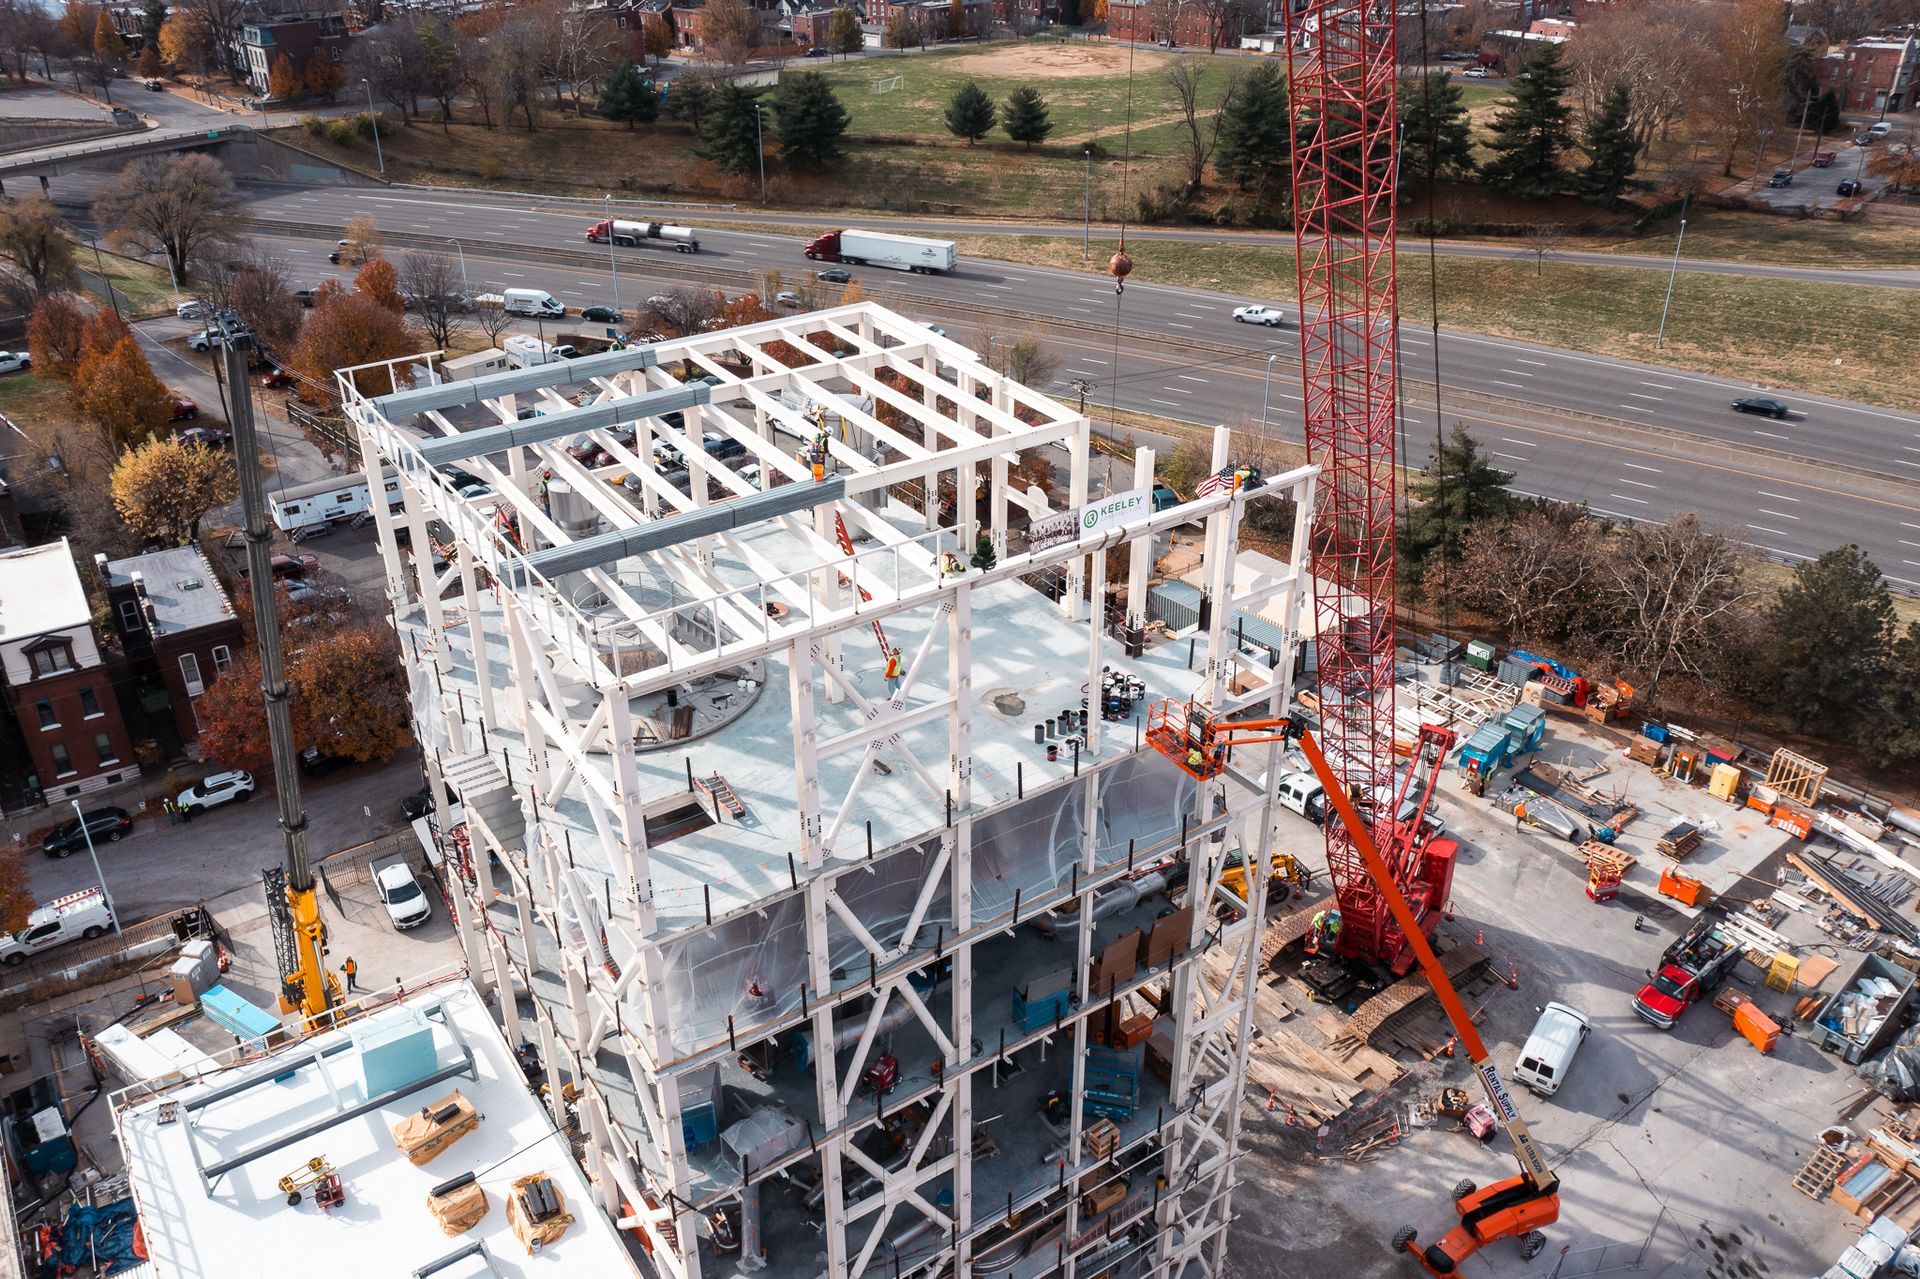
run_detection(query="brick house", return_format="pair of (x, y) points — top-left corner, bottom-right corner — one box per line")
(593, 0), (674, 58)
(99, 546), (243, 756)
(1106, 0), (1240, 49)
(790, 3), (835, 46)
(1817, 36), (1920, 114)
(235, 8), (350, 95)
(0, 541), (137, 803)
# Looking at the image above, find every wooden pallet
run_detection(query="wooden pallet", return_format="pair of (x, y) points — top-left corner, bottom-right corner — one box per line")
(1333, 941), (1490, 1050)
(1792, 1145), (1848, 1199)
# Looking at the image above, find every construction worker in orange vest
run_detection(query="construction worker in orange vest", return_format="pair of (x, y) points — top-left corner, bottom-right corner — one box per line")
(884, 649), (903, 694)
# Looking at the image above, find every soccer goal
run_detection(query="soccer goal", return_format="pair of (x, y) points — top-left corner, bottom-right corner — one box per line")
(871, 74), (904, 94)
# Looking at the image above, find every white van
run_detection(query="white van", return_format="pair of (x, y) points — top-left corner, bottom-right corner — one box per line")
(1276, 771), (1326, 825)
(501, 287), (566, 318)
(0, 887), (115, 966)
(1513, 1001), (1591, 1096)
(1869, 121), (1893, 138)
(503, 334), (576, 369)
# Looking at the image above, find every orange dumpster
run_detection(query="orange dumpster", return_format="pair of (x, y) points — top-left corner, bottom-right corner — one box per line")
(1658, 866), (1709, 907)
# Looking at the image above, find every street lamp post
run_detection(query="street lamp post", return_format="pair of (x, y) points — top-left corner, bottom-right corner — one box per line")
(604, 193), (620, 316)
(1083, 148), (1092, 263)
(446, 238), (469, 294)
(754, 103), (767, 203)
(1260, 353), (1277, 433)
(70, 800), (122, 935)
(362, 79), (385, 175)
(1656, 139), (1704, 351)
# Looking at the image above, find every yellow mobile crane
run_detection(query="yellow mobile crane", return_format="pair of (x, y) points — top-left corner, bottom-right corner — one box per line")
(220, 341), (339, 1023)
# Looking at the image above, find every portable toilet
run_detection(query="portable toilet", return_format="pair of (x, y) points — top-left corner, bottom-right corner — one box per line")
(1503, 704), (1547, 756)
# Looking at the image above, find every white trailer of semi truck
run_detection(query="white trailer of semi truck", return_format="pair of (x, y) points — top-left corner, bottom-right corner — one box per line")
(802, 229), (957, 274)
(585, 219), (701, 253)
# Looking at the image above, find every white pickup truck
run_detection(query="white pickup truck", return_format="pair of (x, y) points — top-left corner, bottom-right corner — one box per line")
(0, 887), (115, 966)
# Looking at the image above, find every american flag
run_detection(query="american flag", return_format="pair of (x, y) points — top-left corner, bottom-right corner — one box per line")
(1197, 465), (1243, 498)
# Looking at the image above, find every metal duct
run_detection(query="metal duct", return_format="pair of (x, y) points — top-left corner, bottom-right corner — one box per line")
(412, 384), (709, 466)
(372, 347), (660, 417)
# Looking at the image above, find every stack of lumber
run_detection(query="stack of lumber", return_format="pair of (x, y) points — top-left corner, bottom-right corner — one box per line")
(1657, 822), (1704, 859)
(1332, 941), (1491, 1052)
(1580, 839), (1637, 876)
(1199, 946), (1404, 1126)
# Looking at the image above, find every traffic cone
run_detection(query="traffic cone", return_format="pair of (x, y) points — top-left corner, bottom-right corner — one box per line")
(1475, 927), (1484, 946)
(1266, 1088), (1277, 1111)
(1444, 899), (1456, 922)
(1286, 1103), (1297, 1126)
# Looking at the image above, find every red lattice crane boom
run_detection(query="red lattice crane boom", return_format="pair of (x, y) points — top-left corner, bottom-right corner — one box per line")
(1280, 0), (1410, 968)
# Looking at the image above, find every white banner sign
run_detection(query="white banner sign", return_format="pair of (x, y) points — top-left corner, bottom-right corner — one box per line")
(1080, 487), (1151, 537)
(1029, 509), (1080, 552)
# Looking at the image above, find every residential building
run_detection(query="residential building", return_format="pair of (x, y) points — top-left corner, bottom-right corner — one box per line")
(788, 1), (835, 45)
(594, 0), (675, 56)
(99, 546), (243, 756)
(1106, 0), (1245, 49)
(234, 8), (350, 96)
(1817, 36), (1920, 114)
(864, 0), (991, 38)
(0, 541), (137, 803)
(104, 2), (160, 52)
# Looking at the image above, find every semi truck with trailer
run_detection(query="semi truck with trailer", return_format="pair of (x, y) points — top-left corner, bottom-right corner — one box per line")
(585, 220), (701, 253)
(802, 229), (957, 274)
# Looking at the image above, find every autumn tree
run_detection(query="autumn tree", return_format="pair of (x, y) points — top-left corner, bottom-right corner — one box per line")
(135, 46), (162, 78)
(1002, 87), (1053, 150)
(1447, 503), (1608, 642)
(355, 256), (404, 313)
(644, 18), (673, 64)
(267, 52), (302, 100)
(884, 9), (923, 49)
(84, 9), (127, 100)
(293, 289), (415, 399)
(0, 849), (34, 933)
(700, 0), (763, 66)
(305, 55), (344, 102)
(93, 153), (241, 283)
(78, 308), (133, 372)
(196, 624), (414, 771)
(341, 214), (382, 265)
(157, 9), (211, 73)
(0, 194), (78, 298)
(110, 434), (237, 544)
(76, 337), (174, 446)
(827, 6), (862, 56)
(945, 81), (995, 146)
(26, 293), (88, 382)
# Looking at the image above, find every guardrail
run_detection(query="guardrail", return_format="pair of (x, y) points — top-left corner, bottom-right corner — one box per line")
(0, 123), (248, 173)
(390, 183), (738, 212)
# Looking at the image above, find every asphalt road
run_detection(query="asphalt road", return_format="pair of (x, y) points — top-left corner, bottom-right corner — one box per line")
(48, 176), (1920, 587)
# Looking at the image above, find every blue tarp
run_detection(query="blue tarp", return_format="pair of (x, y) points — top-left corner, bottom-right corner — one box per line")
(54, 1198), (141, 1274)
(1508, 649), (1577, 682)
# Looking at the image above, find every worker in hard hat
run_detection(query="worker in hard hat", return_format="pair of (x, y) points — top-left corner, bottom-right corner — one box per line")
(1186, 745), (1205, 772)
(884, 649), (903, 694)
(1307, 910), (1326, 954)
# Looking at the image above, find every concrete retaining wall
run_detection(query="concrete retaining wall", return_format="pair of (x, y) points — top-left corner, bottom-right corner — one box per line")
(0, 118), (120, 154)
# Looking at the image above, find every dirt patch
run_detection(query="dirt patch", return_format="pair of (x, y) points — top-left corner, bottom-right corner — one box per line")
(944, 43), (1169, 79)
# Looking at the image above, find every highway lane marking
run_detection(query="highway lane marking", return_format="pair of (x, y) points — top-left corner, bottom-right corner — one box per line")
(1500, 438), (1537, 447)
(1168, 323), (1194, 329)
(1492, 380), (1525, 389)
(1627, 392), (1662, 400)
(1176, 312), (1206, 319)
(1514, 358), (1548, 367)
(1067, 368), (1099, 377)
(1750, 524), (1790, 536)
(1759, 508), (1801, 520)
(1902, 540), (1920, 548)
(1067, 306), (1093, 314)
(1619, 404), (1652, 412)
(1618, 479), (1659, 489)
(1610, 493), (1651, 504)
(748, 242), (774, 248)
(1751, 429), (1789, 440)
(1640, 381), (1673, 390)
(1176, 375), (1208, 383)
(501, 271), (528, 278)
(1622, 463), (1662, 473)
(1190, 304), (1218, 311)
(1494, 452), (1529, 461)
(1161, 387), (1194, 395)
(1499, 369), (1534, 377)
(1757, 491), (1800, 502)
(1151, 398), (1182, 407)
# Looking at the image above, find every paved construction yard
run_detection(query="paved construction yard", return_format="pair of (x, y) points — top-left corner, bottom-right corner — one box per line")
(1227, 709), (1878, 1278)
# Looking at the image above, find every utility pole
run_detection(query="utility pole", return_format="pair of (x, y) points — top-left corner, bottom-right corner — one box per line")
(754, 102), (767, 203)
(362, 78), (385, 175)
(604, 193), (621, 315)
(1790, 87), (1814, 166)
(222, 340), (333, 1023)
(1082, 148), (1092, 263)
(70, 800), (121, 935)
(1260, 353), (1277, 433)
(446, 238), (469, 295)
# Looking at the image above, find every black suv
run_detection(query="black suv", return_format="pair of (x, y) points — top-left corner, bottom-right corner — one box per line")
(42, 808), (133, 858)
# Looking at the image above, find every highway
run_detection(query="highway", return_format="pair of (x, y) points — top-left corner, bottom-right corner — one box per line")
(45, 174), (1920, 587)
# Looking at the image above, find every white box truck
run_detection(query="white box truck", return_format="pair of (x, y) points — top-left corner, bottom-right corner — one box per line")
(803, 229), (957, 274)
(585, 219), (700, 253)
(504, 334), (576, 368)
(0, 887), (115, 966)
(481, 287), (566, 318)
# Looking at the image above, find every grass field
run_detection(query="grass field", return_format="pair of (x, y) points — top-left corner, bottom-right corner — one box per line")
(71, 239), (179, 319)
(945, 234), (1920, 407)
(1581, 211), (1920, 269)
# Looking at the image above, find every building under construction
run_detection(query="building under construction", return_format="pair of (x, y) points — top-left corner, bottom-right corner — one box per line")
(341, 302), (1320, 1279)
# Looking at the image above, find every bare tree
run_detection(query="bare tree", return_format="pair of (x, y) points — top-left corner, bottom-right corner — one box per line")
(342, 215), (383, 265)
(93, 152), (242, 283)
(201, 248), (303, 356)
(1448, 505), (1608, 641)
(352, 21), (426, 122)
(0, 192), (77, 297)
(1564, 1), (1709, 152)
(181, 0), (249, 78)
(473, 298), (512, 343)
(649, 286), (726, 336)
(1696, 0), (1788, 177)
(459, 28), (498, 128)
(488, 18), (544, 130)
(400, 251), (469, 349)
(1595, 514), (1755, 701)
(701, 0), (765, 66)
(1163, 59), (1239, 194)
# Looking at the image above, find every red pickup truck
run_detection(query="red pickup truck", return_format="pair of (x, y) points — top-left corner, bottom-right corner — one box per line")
(1633, 915), (1740, 1029)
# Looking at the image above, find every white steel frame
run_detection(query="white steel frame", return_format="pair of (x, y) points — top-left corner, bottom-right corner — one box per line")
(341, 303), (1320, 1279)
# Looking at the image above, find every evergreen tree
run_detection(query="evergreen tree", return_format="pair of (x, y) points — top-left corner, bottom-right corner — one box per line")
(970, 533), (996, 571)
(1763, 544), (1895, 735)
(1479, 45), (1575, 198)
(599, 63), (658, 129)
(1001, 86), (1053, 149)
(1865, 622), (1920, 767)
(1215, 62), (1291, 201)
(701, 83), (764, 176)
(1578, 80), (1637, 207)
(668, 73), (716, 130)
(1399, 426), (1515, 579)
(827, 7), (863, 56)
(773, 71), (850, 169)
(1814, 89), (1842, 134)
(1398, 71), (1475, 181)
(944, 80), (996, 146)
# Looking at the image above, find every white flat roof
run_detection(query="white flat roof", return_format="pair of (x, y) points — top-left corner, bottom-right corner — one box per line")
(0, 540), (90, 643)
(117, 980), (639, 1279)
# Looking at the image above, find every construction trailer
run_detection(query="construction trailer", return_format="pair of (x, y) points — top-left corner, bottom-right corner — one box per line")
(338, 302), (1322, 1279)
